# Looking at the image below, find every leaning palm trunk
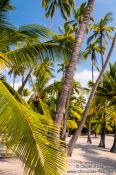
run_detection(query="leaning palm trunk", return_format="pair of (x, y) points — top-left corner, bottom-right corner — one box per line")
(87, 59), (94, 144)
(100, 32), (104, 67)
(92, 59), (94, 83)
(67, 33), (116, 156)
(13, 75), (15, 89)
(110, 125), (116, 153)
(99, 113), (106, 148)
(54, 0), (95, 133)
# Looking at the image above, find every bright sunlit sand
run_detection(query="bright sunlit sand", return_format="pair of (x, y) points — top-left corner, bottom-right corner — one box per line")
(0, 135), (116, 175)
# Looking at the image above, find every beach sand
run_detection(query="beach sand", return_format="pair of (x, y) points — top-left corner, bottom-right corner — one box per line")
(0, 135), (116, 175)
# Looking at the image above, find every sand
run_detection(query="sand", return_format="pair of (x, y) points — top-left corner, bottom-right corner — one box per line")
(67, 135), (116, 175)
(0, 135), (116, 175)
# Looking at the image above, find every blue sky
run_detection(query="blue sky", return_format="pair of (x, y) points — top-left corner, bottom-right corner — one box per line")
(7, 0), (116, 88)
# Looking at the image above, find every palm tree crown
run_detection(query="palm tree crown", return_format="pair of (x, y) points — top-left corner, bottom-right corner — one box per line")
(88, 12), (115, 66)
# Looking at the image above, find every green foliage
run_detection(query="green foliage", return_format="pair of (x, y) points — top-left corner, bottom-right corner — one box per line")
(88, 13), (116, 48)
(95, 62), (116, 108)
(42, 0), (75, 20)
(0, 0), (15, 27)
(67, 120), (78, 129)
(22, 88), (30, 97)
(91, 62), (116, 134)
(0, 80), (66, 175)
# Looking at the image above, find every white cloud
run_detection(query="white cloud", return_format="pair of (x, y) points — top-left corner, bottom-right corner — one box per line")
(74, 70), (99, 88)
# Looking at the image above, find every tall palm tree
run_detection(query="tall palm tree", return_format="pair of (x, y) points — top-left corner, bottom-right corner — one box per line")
(95, 62), (116, 152)
(88, 12), (115, 67)
(0, 0), (14, 26)
(110, 112), (116, 153)
(87, 12), (115, 147)
(0, 0), (74, 71)
(86, 99), (97, 144)
(8, 63), (22, 88)
(28, 58), (54, 114)
(67, 33), (116, 156)
(83, 38), (101, 144)
(53, 0), (95, 135)
(83, 39), (101, 82)
(64, 2), (94, 34)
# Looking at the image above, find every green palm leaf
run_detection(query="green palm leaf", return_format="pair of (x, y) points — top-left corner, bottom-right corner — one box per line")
(0, 81), (66, 175)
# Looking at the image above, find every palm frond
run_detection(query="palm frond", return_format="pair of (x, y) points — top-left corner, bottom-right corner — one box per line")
(0, 81), (66, 175)
(1, 35), (74, 68)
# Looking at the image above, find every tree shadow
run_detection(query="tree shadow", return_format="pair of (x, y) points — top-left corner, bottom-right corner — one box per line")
(75, 143), (110, 153)
(73, 142), (116, 170)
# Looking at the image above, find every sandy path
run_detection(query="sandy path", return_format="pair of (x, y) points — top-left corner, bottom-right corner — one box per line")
(0, 135), (116, 175)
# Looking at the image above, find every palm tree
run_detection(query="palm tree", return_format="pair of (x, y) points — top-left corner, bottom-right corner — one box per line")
(110, 112), (116, 153)
(95, 62), (116, 152)
(8, 63), (22, 88)
(87, 12), (116, 146)
(86, 99), (97, 144)
(84, 39), (102, 144)
(61, 81), (83, 140)
(28, 58), (54, 114)
(67, 33), (116, 156)
(88, 12), (115, 67)
(83, 39), (101, 82)
(0, 0), (73, 71)
(0, 0), (14, 26)
(64, 2), (94, 34)
(53, 0), (95, 135)
(43, 79), (84, 140)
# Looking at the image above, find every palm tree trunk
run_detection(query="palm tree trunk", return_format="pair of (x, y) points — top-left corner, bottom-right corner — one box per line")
(54, 0), (95, 133)
(92, 59), (94, 82)
(95, 133), (97, 138)
(67, 33), (116, 157)
(99, 113), (106, 148)
(61, 85), (72, 141)
(18, 70), (32, 95)
(110, 125), (116, 153)
(87, 117), (92, 144)
(100, 32), (104, 67)
(87, 58), (94, 144)
(22, 74), (24, 86)
(13, 75), (15, 89)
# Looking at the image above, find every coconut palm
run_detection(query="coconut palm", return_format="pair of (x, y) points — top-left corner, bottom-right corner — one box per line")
(0, 0), (14, 26)
(83, 39), (101, 82)
(95, 62), (116, 151)
(61, 81), (84, 140)
(88, 12), (115, 67)
(64, 2), (94, 35)
(85, 99), (97, 144)
(28, 58), (54, 114)
(53, 0), (95, 135)
(110, 112), (116, 153)
(91, 111), (114, 140)
(8, 63), (22, 88)
(0, 0), (74, 70)
(43, 78), (85, 140)
(67, 33), (116, 156)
